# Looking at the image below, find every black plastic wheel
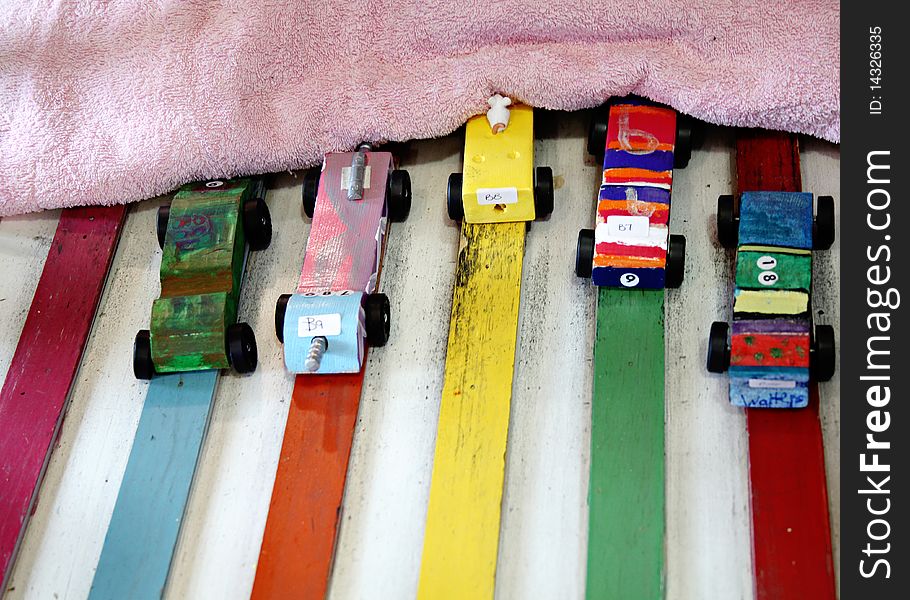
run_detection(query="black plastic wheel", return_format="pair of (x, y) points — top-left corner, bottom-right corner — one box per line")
(575, 229), (595, 278)
(674, 115), (694, 169)
(302, 168), (320, 218)
(814, 195), (836, 250)
(133, 330), (156, 380)
(534, 166), (554, 219)
(447, 172), (464, 221)
(812, 324), (836, 382)
(717, 194), (738, 248)
(587, 106), (610, 159)
(364, 293), (391, 347)
(156, 204), (170, 250)
(275, 294), (291, 343)
(386, 169), (412, 222)
(665, 234), (686, 288)
(242, 196), (272, 250)
(706, 321), (731, 373)
(226, 322), (258, 374)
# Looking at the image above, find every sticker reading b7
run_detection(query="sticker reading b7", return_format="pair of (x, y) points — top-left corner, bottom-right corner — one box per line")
(476, 187), (519, 205)
(298, 313), (342, 338)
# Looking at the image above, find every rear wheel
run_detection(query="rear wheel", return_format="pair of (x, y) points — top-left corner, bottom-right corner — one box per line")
(707, 321), (730, 373)
(814, 196), (836, 250)
(302, 168), (320, 218)
(226, 323), (258, 374)
(534, 166), (554, 219)
(275, 294), (291, 343)
(386, 169), (412, 222)
(717, 194), (738, 248)
(133, 330), (156, 380)
(364, 293), (391, 347)
(575, 229), (595, 278)
(665, 235), (686, 288)
(812, 325), (836, 382)
(156, 204), (170, 250)
(447, 173), (464, 221)
(242, 196), (272, 250)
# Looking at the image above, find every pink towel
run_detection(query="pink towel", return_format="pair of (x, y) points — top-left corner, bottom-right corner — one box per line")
(0, 1), (839, 216)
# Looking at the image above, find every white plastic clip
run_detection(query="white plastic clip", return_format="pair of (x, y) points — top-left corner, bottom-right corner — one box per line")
(486, 94), (512, 133)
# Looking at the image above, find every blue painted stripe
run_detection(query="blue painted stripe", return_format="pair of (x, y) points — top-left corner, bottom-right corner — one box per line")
(739, 192), (813, 249)
(592, 266), (665, 289)
(598, 186), (670, 204)
(89, 371), (218, 600)
(604, 149), (674, 172)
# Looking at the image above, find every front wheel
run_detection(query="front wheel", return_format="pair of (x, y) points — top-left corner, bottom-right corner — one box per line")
(275, 294), (291, 343)
(674, 116), (695, 169)
(447, 173), (464, 222)
(242, 196), (272, 250)
(664, 235), (686, 288)
(134, 330), (156, 380)
(386, 170), (412, 222)
(706, 321), (730, 373)
(156, 204), (170, 250)
(534, 167), (554, 219)
(812, 325), (836, 382)
(226, 323), (258, 374)
(587, 107), (609, 160)
(302, 168), (320, 218)
(717, 194), (738, 248)
(575, 229), (595, 278)
(364, 293), (391, 347)
(814, 196), (835, 250)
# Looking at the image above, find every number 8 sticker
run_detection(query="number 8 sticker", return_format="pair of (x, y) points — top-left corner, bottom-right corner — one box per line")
(758, 271), (778, 286)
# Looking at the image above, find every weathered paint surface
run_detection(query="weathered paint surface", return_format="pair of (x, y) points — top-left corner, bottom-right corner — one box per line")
(0, 205), (126, 591)
(587, 288), (666, 598)
(418, 222), (525, 599)
(152, 180), (251, 372)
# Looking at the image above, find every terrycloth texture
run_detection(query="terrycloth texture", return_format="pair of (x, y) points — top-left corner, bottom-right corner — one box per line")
(0, 1), (839, 216)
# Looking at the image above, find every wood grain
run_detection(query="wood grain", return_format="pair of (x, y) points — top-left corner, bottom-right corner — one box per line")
(736, 130), (836, 600)
(418, 222), (525, 599)
(587, 288), (665, 598)
(0, 205), (126, 590)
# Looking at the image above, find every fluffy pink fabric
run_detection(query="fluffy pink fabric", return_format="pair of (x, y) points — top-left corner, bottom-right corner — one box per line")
(0, 1), (839, 216)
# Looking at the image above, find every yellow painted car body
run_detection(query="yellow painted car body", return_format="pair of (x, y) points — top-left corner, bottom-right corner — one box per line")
(462, 104), (536, 223)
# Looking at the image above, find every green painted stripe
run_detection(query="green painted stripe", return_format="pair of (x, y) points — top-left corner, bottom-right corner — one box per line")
(735, 250), (811, 291)
(587, 288), (665, 600)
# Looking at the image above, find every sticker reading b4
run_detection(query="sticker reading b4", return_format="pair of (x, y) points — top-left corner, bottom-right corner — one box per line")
(298, 313), (342, 338)
(476, 187), (519, 205)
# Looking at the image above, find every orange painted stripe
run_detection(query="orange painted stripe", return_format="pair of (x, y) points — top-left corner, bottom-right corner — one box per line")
(251, 358), (367, 600)
(606, 141), (674, 152)
(593, 254), (664, 268)
(603, 168), (672, 185)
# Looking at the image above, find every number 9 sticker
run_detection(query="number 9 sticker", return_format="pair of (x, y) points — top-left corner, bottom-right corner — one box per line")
(620, 273), (640, 287)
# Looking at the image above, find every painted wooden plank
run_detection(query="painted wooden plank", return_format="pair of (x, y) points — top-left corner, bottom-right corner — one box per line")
(0, 204), (126, 590)
(89, 371), (218, 600)
(736, 130), (836, 600)
(250, 365), (365, 600)
(586, 288), (665, 599)
(418, 222), (525, 599)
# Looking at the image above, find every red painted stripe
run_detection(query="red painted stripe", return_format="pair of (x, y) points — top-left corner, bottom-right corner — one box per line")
(0, 205), (127, 588)
(595, 242), (666, 260)
(606, 105), (677, 148)
(736, 131), (835, 600)
(731, 332), (809, 368)
(597, 205), (669, 224)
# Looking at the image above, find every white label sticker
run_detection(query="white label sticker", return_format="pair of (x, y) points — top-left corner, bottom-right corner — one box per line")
(298, 313), (342, 338)
(756, 255), (777, 269)
(757, 270), (779, 286)
(619, 273), (640, 287)
(476, 187), (519, 205)
(748, 379), (797, 389)
(341, 166), (371, 190)
(606, 215), (650, 238)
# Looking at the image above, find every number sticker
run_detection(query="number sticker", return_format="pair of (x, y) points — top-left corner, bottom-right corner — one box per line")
(756, 255), (777, 269)
(205, 180), (224, 188)
(298, 313), (342, 337)
(620, 273), (640, 287)
(758, 271), (779, 286)
(476, 187), (519, 205)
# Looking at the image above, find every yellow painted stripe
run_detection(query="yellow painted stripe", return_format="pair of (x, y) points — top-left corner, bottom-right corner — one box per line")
(734, 289), (809, 315)
(738, 244), (811, 255)
(418, 222), (525, 600)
